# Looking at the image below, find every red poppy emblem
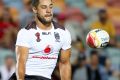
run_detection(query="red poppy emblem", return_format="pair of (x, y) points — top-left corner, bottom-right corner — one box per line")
(44, 45), (51, 54)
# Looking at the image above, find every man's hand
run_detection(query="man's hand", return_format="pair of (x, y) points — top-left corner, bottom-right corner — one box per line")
(16, 46), (29, 80)
(59, 49), (71, 80)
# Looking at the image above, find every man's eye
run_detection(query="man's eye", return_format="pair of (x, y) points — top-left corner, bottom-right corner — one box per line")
(41, 6), (47, 9)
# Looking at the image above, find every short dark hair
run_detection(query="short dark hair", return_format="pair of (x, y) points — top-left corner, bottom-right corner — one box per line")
(31, 0), (40, 7)
(90, 50), (99, 57)
(31, 0), (52, 7)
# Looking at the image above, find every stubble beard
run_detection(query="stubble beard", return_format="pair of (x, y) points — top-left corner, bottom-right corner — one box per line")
(37, 13), (52, 26)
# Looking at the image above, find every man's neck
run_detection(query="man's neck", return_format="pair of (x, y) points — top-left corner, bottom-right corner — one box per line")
(35, 18), (52, 30)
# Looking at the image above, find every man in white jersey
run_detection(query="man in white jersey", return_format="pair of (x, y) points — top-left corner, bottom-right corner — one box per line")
(9, 0), (71, 80)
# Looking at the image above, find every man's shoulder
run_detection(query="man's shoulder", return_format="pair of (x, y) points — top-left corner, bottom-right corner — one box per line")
(53, 21), (70, 34)
(25, 21), (37, 30)
(17, 28), (33, 37)
(52, 21), (65, 31)
(18, 28), (30, 33)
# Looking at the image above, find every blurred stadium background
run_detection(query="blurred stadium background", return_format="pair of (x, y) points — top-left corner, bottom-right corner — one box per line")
(0, 0), (120, 80)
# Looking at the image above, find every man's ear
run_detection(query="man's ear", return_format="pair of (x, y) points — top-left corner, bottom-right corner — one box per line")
(32, 7), (37, 14)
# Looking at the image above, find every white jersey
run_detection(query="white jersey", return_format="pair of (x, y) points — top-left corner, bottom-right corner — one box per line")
(16, 21), (71, 79)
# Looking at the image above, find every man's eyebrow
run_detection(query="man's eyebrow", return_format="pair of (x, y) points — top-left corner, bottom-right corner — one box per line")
(40, 4), (53, 6)
(50, 4), (53, 6)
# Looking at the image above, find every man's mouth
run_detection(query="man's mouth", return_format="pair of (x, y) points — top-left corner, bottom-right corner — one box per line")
(45, 14), (52, 17)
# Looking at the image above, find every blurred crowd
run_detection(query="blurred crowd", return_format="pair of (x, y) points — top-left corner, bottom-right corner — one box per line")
(0, 0), (120, 80)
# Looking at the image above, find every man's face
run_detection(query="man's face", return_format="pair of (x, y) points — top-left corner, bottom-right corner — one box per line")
(34, 0), (53, 24)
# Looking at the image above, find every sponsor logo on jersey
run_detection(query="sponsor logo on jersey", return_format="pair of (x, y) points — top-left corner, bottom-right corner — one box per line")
(42, 32), (51, 35)
(54, 32), (60, 42)
(31, 45), (57, 59)
(32, 56), (57, 59)
(29, 45), (54, 55)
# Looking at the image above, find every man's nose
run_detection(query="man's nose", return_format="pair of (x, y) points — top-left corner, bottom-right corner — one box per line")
(46, 7), (51, 13)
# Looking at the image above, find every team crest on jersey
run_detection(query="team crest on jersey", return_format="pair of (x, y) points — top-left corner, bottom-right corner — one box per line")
(54, 32), (60, 42)
(35, 32), (41, 42)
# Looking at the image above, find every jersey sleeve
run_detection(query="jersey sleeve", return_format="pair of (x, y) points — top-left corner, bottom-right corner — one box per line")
(61, 29), (72, 50)
(16, 29), (31, 48)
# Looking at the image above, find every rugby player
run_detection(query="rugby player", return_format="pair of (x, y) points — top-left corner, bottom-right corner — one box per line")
(14, 0), (71, 80)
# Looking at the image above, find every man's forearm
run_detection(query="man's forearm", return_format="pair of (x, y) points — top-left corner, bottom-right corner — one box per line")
(59, 61), (71, 80)
(16, 59), (25, 80)
(16, 46), (29, 80)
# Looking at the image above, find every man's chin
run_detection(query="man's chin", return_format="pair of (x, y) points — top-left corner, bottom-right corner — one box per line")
(45, 19), (52, 23)
(37, 17), (52, 25)
(41, 20), (52, 25)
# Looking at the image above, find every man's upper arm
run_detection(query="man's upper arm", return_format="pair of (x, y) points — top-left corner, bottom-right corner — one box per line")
(15, 29), (30, 64)
(16, 46), (29, 60)
(16, 29), (31, 48)
(61, 29), (71, 50)
(60, 29), (71, 63)
(59, 49), (71, 63)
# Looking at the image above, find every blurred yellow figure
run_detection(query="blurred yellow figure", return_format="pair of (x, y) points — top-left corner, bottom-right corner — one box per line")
(91, 20), (116, 39)
(91, 9), (116, 39)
